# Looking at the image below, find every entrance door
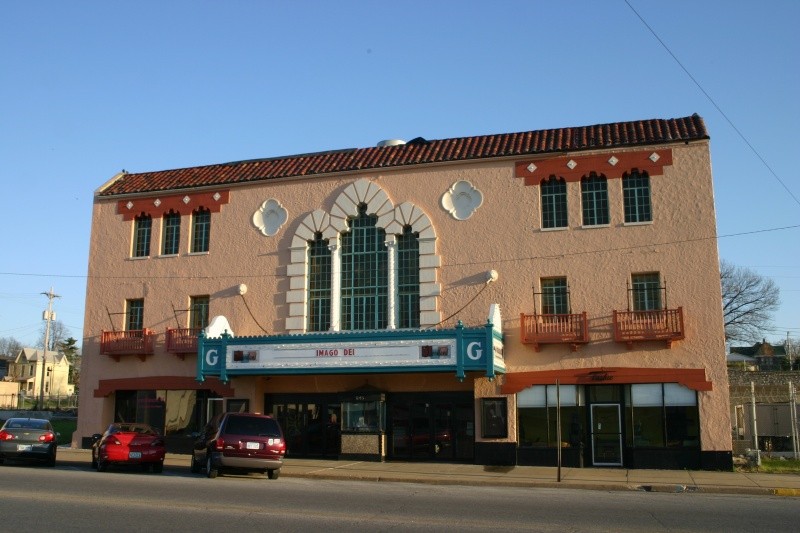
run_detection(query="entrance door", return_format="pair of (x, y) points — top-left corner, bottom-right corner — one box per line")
(591, 404), (622, 466)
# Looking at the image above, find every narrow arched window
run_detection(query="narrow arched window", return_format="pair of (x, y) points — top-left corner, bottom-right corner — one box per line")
(623, 171), (652, 223)
(581, 173), (609, 226)
(161, 211), (181, 255)
(307, 232), (332, 332)
(341, 204), (388, 330)
(397, 226), (420, 328)
(191, 208), (211, 253)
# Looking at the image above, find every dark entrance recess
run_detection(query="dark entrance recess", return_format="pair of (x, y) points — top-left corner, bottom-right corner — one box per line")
(265, 394), (342, 459)
(389, 393), (474, 462)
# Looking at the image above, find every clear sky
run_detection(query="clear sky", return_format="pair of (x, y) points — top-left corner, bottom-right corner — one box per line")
(1, 1), (798, 351)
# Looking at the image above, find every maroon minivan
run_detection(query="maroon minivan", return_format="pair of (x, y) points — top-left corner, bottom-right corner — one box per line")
(191, 412), (286, 479)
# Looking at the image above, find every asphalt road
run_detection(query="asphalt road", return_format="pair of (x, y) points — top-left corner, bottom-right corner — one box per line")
(0, 461), (797, 532)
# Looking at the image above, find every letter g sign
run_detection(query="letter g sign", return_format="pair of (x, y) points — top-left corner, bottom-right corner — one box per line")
(205, 349), (219, 367)
(466, 342), (483, 361)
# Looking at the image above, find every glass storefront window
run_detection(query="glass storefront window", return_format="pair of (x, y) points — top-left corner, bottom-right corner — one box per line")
(342, 400), (385, 432)
(518, 385), (585, 448)
(627, 384), (699, 449)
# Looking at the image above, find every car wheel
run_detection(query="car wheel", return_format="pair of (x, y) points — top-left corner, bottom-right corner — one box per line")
(152, 462), (163, 473)
(46, 454), (56, 467)
(206, 454), (218, 478)
(97, 459), (108, 472)
(267, 468), (280, 480)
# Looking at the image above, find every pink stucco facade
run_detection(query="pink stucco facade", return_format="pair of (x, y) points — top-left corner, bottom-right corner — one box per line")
(77, 116), (732, 469)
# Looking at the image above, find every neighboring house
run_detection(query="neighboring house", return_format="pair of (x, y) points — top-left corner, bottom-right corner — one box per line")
(8, 348), (74, 397)
(77, 114), (732, 470)
(729, 340), (789, 371)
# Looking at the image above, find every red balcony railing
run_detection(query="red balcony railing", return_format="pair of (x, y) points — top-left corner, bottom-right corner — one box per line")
(100, 329), (155, 361)
(520, 312), (589, 351)
(166, 327), (201, 358)
(613, 307), (684, 349)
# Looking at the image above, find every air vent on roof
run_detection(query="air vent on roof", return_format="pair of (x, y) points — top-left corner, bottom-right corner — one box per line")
(377, 139), (406, 147)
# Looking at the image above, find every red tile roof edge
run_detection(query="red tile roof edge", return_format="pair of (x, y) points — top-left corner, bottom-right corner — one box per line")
(98, 114), (708, 197)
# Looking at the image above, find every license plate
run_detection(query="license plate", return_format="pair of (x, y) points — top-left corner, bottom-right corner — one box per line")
(245, 442), (260, 450)
(17, 444), (32, 452)
(129, 451), (142, 459)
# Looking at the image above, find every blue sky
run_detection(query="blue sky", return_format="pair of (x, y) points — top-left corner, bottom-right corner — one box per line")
(1, 1), (798, 350)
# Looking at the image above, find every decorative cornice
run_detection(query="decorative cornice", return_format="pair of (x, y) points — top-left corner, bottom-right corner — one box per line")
(116, 190), (230, 220)
(515, 149), (673, 185)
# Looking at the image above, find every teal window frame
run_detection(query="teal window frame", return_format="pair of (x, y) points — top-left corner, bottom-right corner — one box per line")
(126, 298), (144, 331)
(161, 211), (181, 255)
(340, 204), (388, 330)
(397, 226), (420, 328)
(541, 176), (568, 229)
(581, 174), (610, 226)
(623, 171), (652, 223)
(631, 273), (662, 311)
(541, 277), (568, 315)
(133, 214), (152, 258)
(307, 233), (332, 332)
(189, 295), (210, 330)
(191, 208), (211, 253)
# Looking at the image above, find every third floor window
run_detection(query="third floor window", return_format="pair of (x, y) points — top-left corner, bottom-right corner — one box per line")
(191, 208), (211, 253)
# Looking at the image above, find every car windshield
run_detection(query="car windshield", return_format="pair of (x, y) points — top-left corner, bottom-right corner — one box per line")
(225, 416), (280, 437)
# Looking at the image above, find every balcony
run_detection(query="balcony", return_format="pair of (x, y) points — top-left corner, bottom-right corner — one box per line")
(100, 329), (155, 361)
(520, 312), (589, 352)
(165, 328), (201, 359)
(613, 307), (684, 349)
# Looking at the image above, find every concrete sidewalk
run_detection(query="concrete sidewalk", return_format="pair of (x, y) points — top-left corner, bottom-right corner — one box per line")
(57, 448), (800, 497)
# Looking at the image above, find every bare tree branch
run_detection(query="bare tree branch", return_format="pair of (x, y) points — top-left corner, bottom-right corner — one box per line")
(720, 259), (780, 342)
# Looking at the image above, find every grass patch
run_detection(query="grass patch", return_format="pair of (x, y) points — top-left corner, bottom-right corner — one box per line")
(737, 457), (800, 474)
(51, 419), (77, 446)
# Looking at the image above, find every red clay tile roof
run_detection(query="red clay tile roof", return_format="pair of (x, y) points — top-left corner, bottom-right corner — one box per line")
(98, 114), (708, 197)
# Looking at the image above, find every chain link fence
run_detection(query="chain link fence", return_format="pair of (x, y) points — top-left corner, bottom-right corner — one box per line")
(0, 392), (79, 411)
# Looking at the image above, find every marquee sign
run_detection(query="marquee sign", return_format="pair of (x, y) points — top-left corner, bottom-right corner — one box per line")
(197, 320), (504, 382)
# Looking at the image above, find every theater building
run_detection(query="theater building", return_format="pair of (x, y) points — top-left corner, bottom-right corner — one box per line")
(76, 114), (733, 470)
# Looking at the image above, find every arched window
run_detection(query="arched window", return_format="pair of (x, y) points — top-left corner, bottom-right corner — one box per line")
(307, 232), (332, 332)
(397, 226), (420, 328)
(161, 211), (181, 255)
(341, 204), (388, 330)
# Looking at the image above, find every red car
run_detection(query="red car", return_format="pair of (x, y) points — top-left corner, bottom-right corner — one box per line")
(91, 423), (166, 473)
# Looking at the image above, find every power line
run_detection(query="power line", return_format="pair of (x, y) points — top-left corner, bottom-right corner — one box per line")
(624, 0), (800, 209)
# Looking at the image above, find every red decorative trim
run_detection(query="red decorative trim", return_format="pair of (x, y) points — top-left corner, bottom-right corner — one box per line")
(501, 367), (712, 394)
(93, 375), (235, 397)
(116, 190), (230, 221)
(515, 149), (672, 185)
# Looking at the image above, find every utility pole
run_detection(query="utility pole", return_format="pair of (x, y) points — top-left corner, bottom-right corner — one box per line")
(39, 287), (60, 410)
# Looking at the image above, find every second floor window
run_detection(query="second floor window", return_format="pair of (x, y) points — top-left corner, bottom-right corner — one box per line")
(397, 227), (420, 329)
(623, 171), (652, 223)
(162, 211), (181, 255)
(541, 176), (567, 229)
(133, 215), (152, 258)
(126, 299), (145, 331)
(191, 208), (211, 253)
(581, 174), (609, 226)
(307, 233), (332, 332)
(541, 277), (568, 315)
(341, 204), (388, 330)
(189, 296), (210, 330)
(631, 273), (662, 311)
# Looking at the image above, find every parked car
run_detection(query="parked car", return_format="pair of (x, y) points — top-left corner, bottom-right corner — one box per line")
(0, 417), (58, 466)
(191, 412), (285, 479)
(91, 423), (166, 473)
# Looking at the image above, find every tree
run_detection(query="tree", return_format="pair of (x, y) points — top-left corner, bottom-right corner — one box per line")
(57, 337), (81, 389)
(39, 319), (70, 351)
(0, 336), (23, 357)
(720, 260), (780, 342)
